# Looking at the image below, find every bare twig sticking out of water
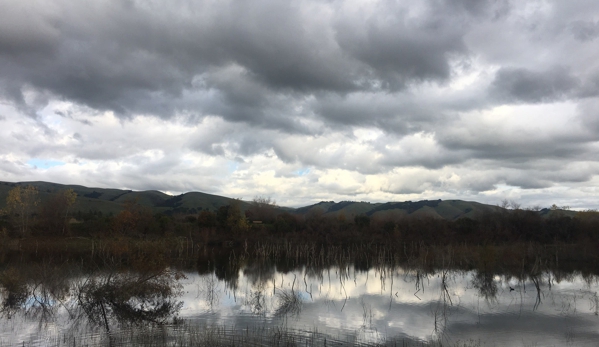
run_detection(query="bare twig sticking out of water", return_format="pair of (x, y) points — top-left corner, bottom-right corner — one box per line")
(198, 273), (220, 310)
(303, 270), (313, 300)
(531, 276), (542, 311)
(274, 274), (302, 318)
(414, 271), (423, 300)
(246, 288), (266, 316)
(360, 298), (373, 329)
(274, 289), (302, 318)
(388, 269), (394, 311)
(431, 248), (456, 339)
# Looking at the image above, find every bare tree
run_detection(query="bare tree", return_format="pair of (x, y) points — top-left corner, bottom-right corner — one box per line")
(509, 200), (521, 210)
(248, 196), (278, 223)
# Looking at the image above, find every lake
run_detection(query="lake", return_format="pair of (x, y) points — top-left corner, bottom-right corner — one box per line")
(1, 256), (598, 346)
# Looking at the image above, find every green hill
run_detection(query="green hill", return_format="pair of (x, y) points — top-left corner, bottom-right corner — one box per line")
(296, 199), (503, 221)
(0, 181), (576, 220)
(0, 181), (250, 215)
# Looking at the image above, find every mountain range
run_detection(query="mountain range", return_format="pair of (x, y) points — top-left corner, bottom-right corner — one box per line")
(0, 181), (574, 220)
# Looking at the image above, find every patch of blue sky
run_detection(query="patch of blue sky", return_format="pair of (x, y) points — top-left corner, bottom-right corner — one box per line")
(227, 161), (239, 173)
(27, 158), (65, 169)
(295, 168), (310, 176)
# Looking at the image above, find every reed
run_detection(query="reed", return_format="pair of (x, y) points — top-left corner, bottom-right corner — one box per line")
(1, 322), (483, 347)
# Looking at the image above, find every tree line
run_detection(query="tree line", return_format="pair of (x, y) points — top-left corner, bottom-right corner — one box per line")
(2, 186), (599, 247)
(1, 185), (76, 236)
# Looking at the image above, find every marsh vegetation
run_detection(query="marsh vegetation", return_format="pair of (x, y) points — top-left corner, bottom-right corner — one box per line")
(2, 187), (599, 345)
(1, 241), (599, 346)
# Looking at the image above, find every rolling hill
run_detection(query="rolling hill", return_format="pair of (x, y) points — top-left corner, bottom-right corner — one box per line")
(0, 181), (577, 220)
(0, 181), (251, 215)
(295, 199), (506, 221)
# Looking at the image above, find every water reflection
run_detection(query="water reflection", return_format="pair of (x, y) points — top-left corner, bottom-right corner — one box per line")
(0, 265), (71, 322)
(1, 259), (599, 346)
(0, 264), (185, 345)
(471, 270), (497, 303)
(77, 268), (184, 330)
(0, 268), (29, 319)
(184, 259), (599, 346)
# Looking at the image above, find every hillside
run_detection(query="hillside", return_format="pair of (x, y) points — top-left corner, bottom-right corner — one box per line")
(292, 199), (578, 220)
(0, 181), (251, 215)
(0, 181), (577, 220)
(296, 199), (505, 221)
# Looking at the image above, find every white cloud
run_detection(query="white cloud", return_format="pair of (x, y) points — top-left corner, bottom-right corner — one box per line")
(1, 0), (599, 209)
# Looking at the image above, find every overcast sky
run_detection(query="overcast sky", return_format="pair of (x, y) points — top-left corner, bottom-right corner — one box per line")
(1, 0), (599, 208)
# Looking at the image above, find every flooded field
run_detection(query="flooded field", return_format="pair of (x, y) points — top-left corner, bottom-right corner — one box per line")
(1, 255), (599, 346)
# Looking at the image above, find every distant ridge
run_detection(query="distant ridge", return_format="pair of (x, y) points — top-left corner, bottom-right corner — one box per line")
(0, 181), (577, 219)
(294, 199), (504, 220)
(0, 181), (250, 215)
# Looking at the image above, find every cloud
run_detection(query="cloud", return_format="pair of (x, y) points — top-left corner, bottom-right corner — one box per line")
(333, 1), (468, 90)
(436, 102), (594, 161)
(1, 0), (599, 209)
(491, 66), (579, 103)
(570, 19), (599, 42)
(0, 0), (474, 124)
(576, 98), (599, 133)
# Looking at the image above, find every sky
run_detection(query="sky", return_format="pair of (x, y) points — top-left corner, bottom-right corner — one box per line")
(1, 0), (599, 209)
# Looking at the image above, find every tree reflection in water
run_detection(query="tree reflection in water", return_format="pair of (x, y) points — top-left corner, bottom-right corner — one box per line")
(0, 267), (28, 319)
(471, 271), (498, 304)
(77, 268), (185, 331)
(0, 265), (186, 333)
(3, 245), (599, 346)
(0, 264), (72, 321)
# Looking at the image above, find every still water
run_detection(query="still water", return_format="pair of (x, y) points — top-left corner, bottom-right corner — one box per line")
(1, 262), (598, 346)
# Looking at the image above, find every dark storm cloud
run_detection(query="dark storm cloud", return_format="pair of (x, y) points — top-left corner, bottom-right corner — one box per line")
(444, 0), (511, 18)
(433, 126), (599, 189)
(309, 88), (482, 138)
(333, 4), (468, 90)
(570, 19), (599, 42)
(313, 93), (442, 133)
(0, 0), (473, 127)
(577, 72), (599, 98)
(199, 68), (317, 134)
(491, 66), (579, 103)
(2, 0), (599, 204)
(379, 149), (465, 170)
(577, 98), (599, 132)
(439, 134), (587, 162)
(484, 162), (598, 191)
